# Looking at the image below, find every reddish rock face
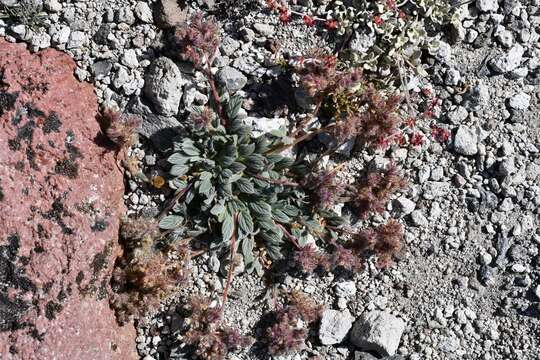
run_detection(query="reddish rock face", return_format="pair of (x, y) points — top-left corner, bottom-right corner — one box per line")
(0, 39), (137, 359)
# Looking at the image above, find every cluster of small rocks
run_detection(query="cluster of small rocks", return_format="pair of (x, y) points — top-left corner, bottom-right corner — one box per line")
(1, 0), (538, 359)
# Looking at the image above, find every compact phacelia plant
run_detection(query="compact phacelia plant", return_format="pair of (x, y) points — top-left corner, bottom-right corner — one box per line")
(159, 14), (407, 280)
(113, 12), (412, 359)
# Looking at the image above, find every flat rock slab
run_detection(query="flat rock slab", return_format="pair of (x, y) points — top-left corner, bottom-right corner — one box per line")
(0, 38), (136, 359)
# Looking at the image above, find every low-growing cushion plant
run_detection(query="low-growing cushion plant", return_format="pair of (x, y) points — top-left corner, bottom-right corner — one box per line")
(111, 12), (412, 360)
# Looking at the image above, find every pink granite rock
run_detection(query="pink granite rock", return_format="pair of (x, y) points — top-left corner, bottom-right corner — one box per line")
(0, 39), (137, 359)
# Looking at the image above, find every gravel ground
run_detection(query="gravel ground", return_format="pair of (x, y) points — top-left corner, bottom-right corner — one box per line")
(1, 0), (538, 359)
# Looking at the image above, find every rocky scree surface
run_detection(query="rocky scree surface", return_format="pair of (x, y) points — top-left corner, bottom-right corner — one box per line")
(0, 0), (539, 359)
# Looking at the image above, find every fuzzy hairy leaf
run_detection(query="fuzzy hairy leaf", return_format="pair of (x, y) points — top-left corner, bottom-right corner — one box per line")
(250, 201), (272, 216)
(229, 162), (246, 173)
(168, 152), (190, 165)
(198, 178), (213, 196)
(210, 202), (226, 217)
(226, 95), (243, 120)
(238, 143), (255, 157)
(235, 178), (255, 194)
(245, 153), (265, 172)
(181, 143), (200, 156)
(159, 215), (184, 230)
(170, 164), (190, 176)
(272, 209), (291, 223)
(241, 237), (255, 266)
(238, 211), (254, 236)
(221, 212), (234, 242)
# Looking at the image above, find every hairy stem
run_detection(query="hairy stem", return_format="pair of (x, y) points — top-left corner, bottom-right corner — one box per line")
(221, 213), (238, 312)
(204, 59), (228, 128)
(291, 99), (323, 138)
(276, 223), (301, 249)
(266, 124), (336, 155)
(157, 182), (193, 221)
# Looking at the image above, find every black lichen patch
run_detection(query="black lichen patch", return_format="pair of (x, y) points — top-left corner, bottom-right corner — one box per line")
(57, 289), (67, 302)
(53, 131), (82, 179)
(11, 109), (24, 126)
(44, 301), (63, 320)
(16, 120), (36, 144)
(43, 281), (54, 294)
(54, 158), (79, 179)
(0, 233), (36, 332)
(26, 147), (39, 171)
(43, 112), (62, 134)
(0, 179), (4, 201)
(80, 244), (112, 298)
(25, 104), (45, 120)
(91, 219), (108, 232)
(40, 197), (74, 235)
(66, 143), (83, 161)
(0, 91), (18, 117)
(8, 119), (36, 154)
(15, 161), (24, 171)
(75, 271), (84, 285)
(29, 328), (45, 341)
(0, 293), (29, 332)
(91, 248), (109, 277)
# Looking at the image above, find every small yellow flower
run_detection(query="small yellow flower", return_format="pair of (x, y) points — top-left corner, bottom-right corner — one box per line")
(152, 176), (165, 189)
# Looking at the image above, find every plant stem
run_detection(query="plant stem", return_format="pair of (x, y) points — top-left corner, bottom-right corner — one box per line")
(291, 98), (323, 138)
(266, 124), (336, 155)
(157, 182), (193, 221)
(276, 223), (301, 249)
(221, 213), (238, 312)
(204, 59), (227, 128)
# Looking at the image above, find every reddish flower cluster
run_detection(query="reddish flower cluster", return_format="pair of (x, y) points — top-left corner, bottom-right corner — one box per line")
(111, 219), (190, 324)
(174, 12), (220, 67)
(373, 15), (384, 26)
(265, 291), (323, 355)
(386, 0), (397, 11)
(431, 125), (451, 143)
(97, 108), (141, 149)
(410, 132), (424, 147)
(190, 106), (215, 130)
(294, 219), (403, 273)
(356, 87), (403, 148)
(353, 163), (407, 219)
(266, 0), (339, 29)
(184, 297), (252, 360)
(304, 170), (347, 209)
(352, 220), (403, 268)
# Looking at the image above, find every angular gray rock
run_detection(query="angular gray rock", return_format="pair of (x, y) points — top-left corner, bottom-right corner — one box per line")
(319, 309), (354, 345)
(242, 116), (287, 136)
(491, 44), (524, 73)
(393, 196), (416, 216)
(128, 96), (183, 150)
(453, 126), (478, 156)
(508, 92), (531, 111)
(335, 281), (357, 297)
(135, 2), (153, 23)
(156, 0), (188, 28)
(217, 66), (247, 92)
(476, 0), (498, 12)
(410, 210), (429, 227)
(253, 23), (274, 37)
(350, 311), (406, 356)
(144, 57), (185, 116)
